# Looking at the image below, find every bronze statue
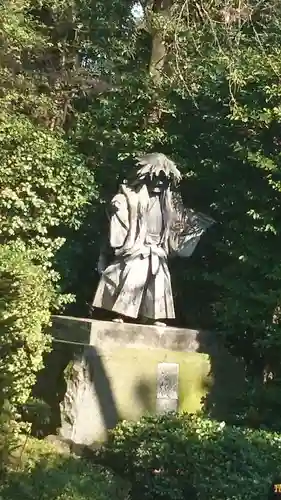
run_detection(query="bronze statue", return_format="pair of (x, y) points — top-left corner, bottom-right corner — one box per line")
(92, 153), (214, 326)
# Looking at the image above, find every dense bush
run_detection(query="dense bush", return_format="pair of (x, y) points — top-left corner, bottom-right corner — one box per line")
(0, 437), (129, 500)
(0, 115), (96, 266)
(103, 413), (281, 500)
(0, 0), (97, 294)
(0, 244), (55, 465)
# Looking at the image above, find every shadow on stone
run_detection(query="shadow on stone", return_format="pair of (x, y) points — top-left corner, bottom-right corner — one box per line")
(33, 343), (121, 442)
(86, 346), (121, 435)
(196, 329), (246, 422)
(135, 379), (154, 414)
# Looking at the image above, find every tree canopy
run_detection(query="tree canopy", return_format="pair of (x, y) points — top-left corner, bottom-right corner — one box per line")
(2, 0), (281, 427)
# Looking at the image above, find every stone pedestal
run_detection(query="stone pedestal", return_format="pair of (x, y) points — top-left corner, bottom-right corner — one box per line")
(47, 316), (245, 445)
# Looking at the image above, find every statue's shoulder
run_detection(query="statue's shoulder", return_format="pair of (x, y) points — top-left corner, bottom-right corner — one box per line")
(112, 192), (126, 205)
(111, 185), (129, 212)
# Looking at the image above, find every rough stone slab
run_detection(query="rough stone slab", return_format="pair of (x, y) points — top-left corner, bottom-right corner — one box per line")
(157, 363), (179, 400)
(51, 315), (216, 354)
(40, 317), (246, 445)
(156, 362), (179, 414)
(59, 349), (108, 445)
(156, 398), (178, 414)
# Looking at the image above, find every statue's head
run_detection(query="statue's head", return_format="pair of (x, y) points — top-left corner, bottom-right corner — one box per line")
(133, 153), (181, 194)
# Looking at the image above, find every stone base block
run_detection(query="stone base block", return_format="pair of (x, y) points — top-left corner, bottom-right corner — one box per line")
(41, 316), (245, 445)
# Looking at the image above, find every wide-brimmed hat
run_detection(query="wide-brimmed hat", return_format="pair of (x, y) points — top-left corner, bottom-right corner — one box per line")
(135, 153), (182, 184)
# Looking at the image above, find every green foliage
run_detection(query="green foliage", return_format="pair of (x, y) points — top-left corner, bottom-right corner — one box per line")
(0, 437), (129, 500)
(165, 35), (281, 425)
(63, 0), (281, 424)
(0, 0), (98, 308)
(0, 115), (96, 263)
(103, 413), (281, 500)
(22, 398), (52, 433)
(0, 244), (55, 464)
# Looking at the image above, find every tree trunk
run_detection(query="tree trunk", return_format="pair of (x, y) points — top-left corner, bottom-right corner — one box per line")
(149, 0), (172, 82)
(145, 0), (173, 124)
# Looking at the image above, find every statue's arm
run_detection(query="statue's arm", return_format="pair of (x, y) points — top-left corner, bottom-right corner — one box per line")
(168, 191), (215, 257)
(167, 191), (190, 254)
(109, 193), (129, 249)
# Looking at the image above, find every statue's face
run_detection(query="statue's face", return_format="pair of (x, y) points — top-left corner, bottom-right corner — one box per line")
(147, 172), (169, 194)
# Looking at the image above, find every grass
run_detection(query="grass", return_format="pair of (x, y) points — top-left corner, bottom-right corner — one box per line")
(0, 437), (130, 500)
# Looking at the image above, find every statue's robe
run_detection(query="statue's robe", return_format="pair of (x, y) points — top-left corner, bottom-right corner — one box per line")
(93, 183), (214, 320)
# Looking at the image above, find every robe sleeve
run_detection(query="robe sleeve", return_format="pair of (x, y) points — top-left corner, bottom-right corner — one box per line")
(109, 193), (129, 249)
(168, 192), (215, 257)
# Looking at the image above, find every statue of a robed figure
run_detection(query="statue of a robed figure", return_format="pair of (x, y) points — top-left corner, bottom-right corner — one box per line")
(92, 153), (214, 326)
